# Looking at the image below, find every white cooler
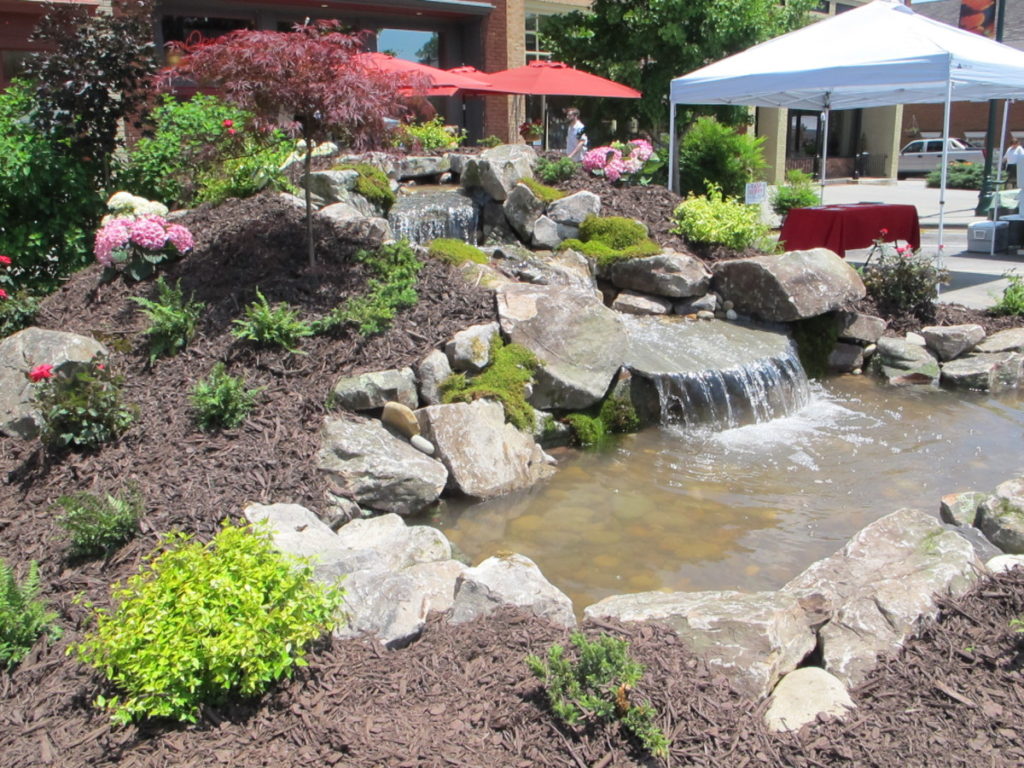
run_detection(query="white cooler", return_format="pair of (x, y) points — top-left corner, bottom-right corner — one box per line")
(967, 220), (1008, 253)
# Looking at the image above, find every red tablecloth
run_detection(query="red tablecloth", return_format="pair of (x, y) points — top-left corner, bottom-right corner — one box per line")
(779, 203), (921, 255)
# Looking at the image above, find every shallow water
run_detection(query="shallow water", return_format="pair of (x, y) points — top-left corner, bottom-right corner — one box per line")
(428, 377), (1024, 611)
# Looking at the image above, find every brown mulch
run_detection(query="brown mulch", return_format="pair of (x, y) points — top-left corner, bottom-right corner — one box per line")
(3, 179), (1024, 767)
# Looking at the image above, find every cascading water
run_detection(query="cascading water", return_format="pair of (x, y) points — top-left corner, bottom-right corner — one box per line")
(387, 190), (478, 245)
(620, 315), (811, 429)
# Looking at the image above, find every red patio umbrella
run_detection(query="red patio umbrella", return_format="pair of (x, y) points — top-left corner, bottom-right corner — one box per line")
(484, 60), (641, 99)
(355, 53), (495, 95)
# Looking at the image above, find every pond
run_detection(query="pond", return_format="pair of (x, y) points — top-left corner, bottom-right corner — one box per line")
(428, 376), (1024, 610)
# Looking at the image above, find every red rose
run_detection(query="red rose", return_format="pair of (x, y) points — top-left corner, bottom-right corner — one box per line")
(28, 364), (54, 382)
(222, 119), (234, 128)
(0, 255), (11, 265)
(0, 289), (7, 300)
(227, 128), (237, 136)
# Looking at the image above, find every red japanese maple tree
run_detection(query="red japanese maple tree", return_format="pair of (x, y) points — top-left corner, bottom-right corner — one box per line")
(163, 21), (414, 266)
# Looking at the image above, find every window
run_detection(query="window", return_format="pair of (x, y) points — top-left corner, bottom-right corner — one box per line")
(525, 13), (551, 62)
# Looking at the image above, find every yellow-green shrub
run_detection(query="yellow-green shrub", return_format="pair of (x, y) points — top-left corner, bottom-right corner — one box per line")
(671, 183), (771, 251)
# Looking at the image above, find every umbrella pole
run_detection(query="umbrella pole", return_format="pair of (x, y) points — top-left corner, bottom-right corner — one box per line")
(668, 101), (677, 194)
(819, 103), (830, 204)
(543, 95), (548, 151)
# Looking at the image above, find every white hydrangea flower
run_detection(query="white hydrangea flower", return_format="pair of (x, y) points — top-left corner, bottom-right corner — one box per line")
(106, 191), (137, 214)
(132, 197), (169, 217)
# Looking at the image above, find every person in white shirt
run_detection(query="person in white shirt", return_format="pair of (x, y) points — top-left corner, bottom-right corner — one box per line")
(1003, 138), (1024, 214)
(565, 107), (587, 161)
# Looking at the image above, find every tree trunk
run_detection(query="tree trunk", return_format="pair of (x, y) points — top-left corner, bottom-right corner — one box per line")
(304, 136), (315, 268)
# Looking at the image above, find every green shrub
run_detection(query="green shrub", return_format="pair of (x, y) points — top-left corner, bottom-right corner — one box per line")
(55, 486), (143, 559)
(333, 162), (396, 213)
(860, 242), (950, 317)
(535, 155), (578, 184)
(131, 277), (205, 364)
(119, 93), (293, 208)
(526, 632), (669, 759)
(478, 135), (503, 149)
(1, 559), (61, 670)
(671, 183), (772, 251)
(191, 363), (263, 431)
(313, 241), (422, 336)
(232, 289), (314, 353)
(71, 521), (343, 724)
(427, 238), (488, 266)
(992, 271), (1024, 316)
(771, 169), (819, 218)
(34, 362), (137, 451)
(678, 116), (767, 199)
(393, 117), (464, 151)
(579, 216), (649, 249)
(926, 161), (985, 190)
(441, 336), (538, 431)
(0, 81), (101, 292)
(0, 290), (40, 339)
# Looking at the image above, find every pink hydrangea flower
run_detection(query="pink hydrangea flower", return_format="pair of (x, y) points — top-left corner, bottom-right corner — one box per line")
(165, 223), (194, 253)
(94, 218), (132, 265)
(628, 139), (653, 162)
(130, 217), (169, 251)
(28, 364), (54, 382)
(604, 159), (629, 183)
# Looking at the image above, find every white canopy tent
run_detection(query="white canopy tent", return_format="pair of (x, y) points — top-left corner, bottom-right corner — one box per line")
(668, 0), (1024, 255)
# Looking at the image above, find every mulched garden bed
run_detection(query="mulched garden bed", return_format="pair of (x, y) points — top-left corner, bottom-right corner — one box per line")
(2, 174), (1024, 768)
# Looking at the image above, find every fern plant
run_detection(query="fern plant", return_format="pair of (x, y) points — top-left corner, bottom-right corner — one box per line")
(55, 486), (143, 559)
(191, 363), (263, 431)
(131, 277), (205, 363)
(231, 289), (313, 353)
(1, 559), (61, 669)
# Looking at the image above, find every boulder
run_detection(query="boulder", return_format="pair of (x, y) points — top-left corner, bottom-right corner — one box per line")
(939, 352), (1023, 392)
(835, 310), (886, 344)
(449, 553), (575, 628)
(331, 367), (418, 411)
(416, 400), (555, 498)
(711, 249), (866, 322)
(870, 337), (940, 386)
(317, 416), (448, 515)
(416, 349), (451, 406)
(488, 245), (597, 293)
(828, 342), (864, 373)
(764, 668), (855, 733)
(976, 327), (1024, 353)
(584, 590), (815, 699)
(531, 215), (562, 250)
(302, 170), (379, 216)
(445, 322), (500, 373)
(460, 144), (536, 202)
(611, 291), (673, 315)
(674, 294), (718, 315)
(481, 200), (519, 245)
(609, 252), (712, 299)
(783, 508), (982, 687)
(0, 327), (108, 439)
(331, 513), (451, 571)
(939, 491), (988, 527)
(545, 191), (601, 238)
(921, 324), (985, 362)
(315, 204), (393, 248)
(381, 401), (419, 438)
(497, 283), (627, 410)
(396, 155), (451, 180)
(977, 477), (1024, 554)
(502, 183), (545, 243)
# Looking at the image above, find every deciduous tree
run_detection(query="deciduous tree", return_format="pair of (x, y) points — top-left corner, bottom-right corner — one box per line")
(165, 22), (411, 267)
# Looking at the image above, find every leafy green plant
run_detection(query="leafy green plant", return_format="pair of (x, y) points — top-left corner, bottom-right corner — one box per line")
(332, 162), (396, 213)
(232, 289), (314, 352)
(0, 290), (40, 339)
(771, 169), (819, 218)
(313, 241), (422, 336)
(191, 363), (263, 431)
(860, 240), (950, 317)
(536, 155), (578, 184)
(926, 161), (984, 190)
(33, 362), (137, 451)
(71, 521), (343, 724)
(441, 336), (538, 431)
(55, 486), (143, 559)
(671, 183), (772, 251)
(526, 631), (669, 759)
(393, 117), (465, 151)
(1, 559), (61, 670)
(678, 116), (767, 199)
(565, 413), (609, 448)
(427, 238), (488, 266)
(131, 277), (205, 363)
(478, 135), (504, 149)
(992, 271), (1024, 316)
(520, 177), (567, 204)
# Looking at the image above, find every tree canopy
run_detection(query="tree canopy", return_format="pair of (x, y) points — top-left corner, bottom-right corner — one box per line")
(541, 0), (816, 136)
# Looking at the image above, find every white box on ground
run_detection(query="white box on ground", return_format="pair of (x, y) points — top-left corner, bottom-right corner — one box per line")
(967, 220), (1008, 253)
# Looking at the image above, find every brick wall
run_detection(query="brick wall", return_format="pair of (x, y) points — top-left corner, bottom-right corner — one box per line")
(901, 101), (1024, 147)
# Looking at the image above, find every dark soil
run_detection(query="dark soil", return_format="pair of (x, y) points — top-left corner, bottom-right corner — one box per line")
(3, 179), (1024, 768)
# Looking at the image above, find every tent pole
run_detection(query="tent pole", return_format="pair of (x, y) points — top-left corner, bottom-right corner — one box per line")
(542, 95), (548, 151)
(938, 75), (953, 272)
(819, 99), (831, 204)
(992, 98), (1010, 255)
(668, 101), (677, 194)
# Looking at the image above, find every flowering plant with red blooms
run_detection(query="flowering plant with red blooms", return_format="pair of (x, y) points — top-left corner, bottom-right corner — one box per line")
(860, 236), (949, 317)
(0, 253), (42, 337)
(28, 364), (54, 382)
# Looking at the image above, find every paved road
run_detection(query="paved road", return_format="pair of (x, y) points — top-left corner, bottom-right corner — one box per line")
(798, 178), (1023, 309)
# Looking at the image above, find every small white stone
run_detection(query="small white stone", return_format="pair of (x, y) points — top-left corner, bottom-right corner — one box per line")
(410, 434), (435, 455)
(765, 667), (855, 733)
(852, 368), (862, 375)
(697, 310), (715, 321)
(863, 343), (877, 357)
(725, 309), (738, 321)
(986, 554), (1024, 574)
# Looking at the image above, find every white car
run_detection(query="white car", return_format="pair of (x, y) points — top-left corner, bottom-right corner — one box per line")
(897, 137), (986, 177)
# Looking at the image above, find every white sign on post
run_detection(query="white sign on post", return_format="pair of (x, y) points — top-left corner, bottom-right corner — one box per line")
(745, 181), (767, 205)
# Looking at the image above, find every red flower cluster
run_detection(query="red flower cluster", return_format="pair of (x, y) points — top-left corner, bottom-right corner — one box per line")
(28, 364), (54, 382)
(0, 254), (10, 300)
(222, 118), (238, 136)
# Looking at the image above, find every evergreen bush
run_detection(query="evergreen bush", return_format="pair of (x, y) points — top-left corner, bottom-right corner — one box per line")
(678, 116), (767, 199)
(232, 289), (314, 353)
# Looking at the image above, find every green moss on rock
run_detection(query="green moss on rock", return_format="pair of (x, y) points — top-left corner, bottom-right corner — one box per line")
(427, 238), (488, 266)
(332, 162), (396, 213)
(440, 336), (537, 431)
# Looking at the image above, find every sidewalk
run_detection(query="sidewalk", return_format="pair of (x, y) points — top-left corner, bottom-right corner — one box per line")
(806, 179), (1022, 309)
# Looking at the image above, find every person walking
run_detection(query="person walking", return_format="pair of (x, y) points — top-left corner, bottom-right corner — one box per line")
(565, 107), (587, 162)
(1003, 137), (1024, 214)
